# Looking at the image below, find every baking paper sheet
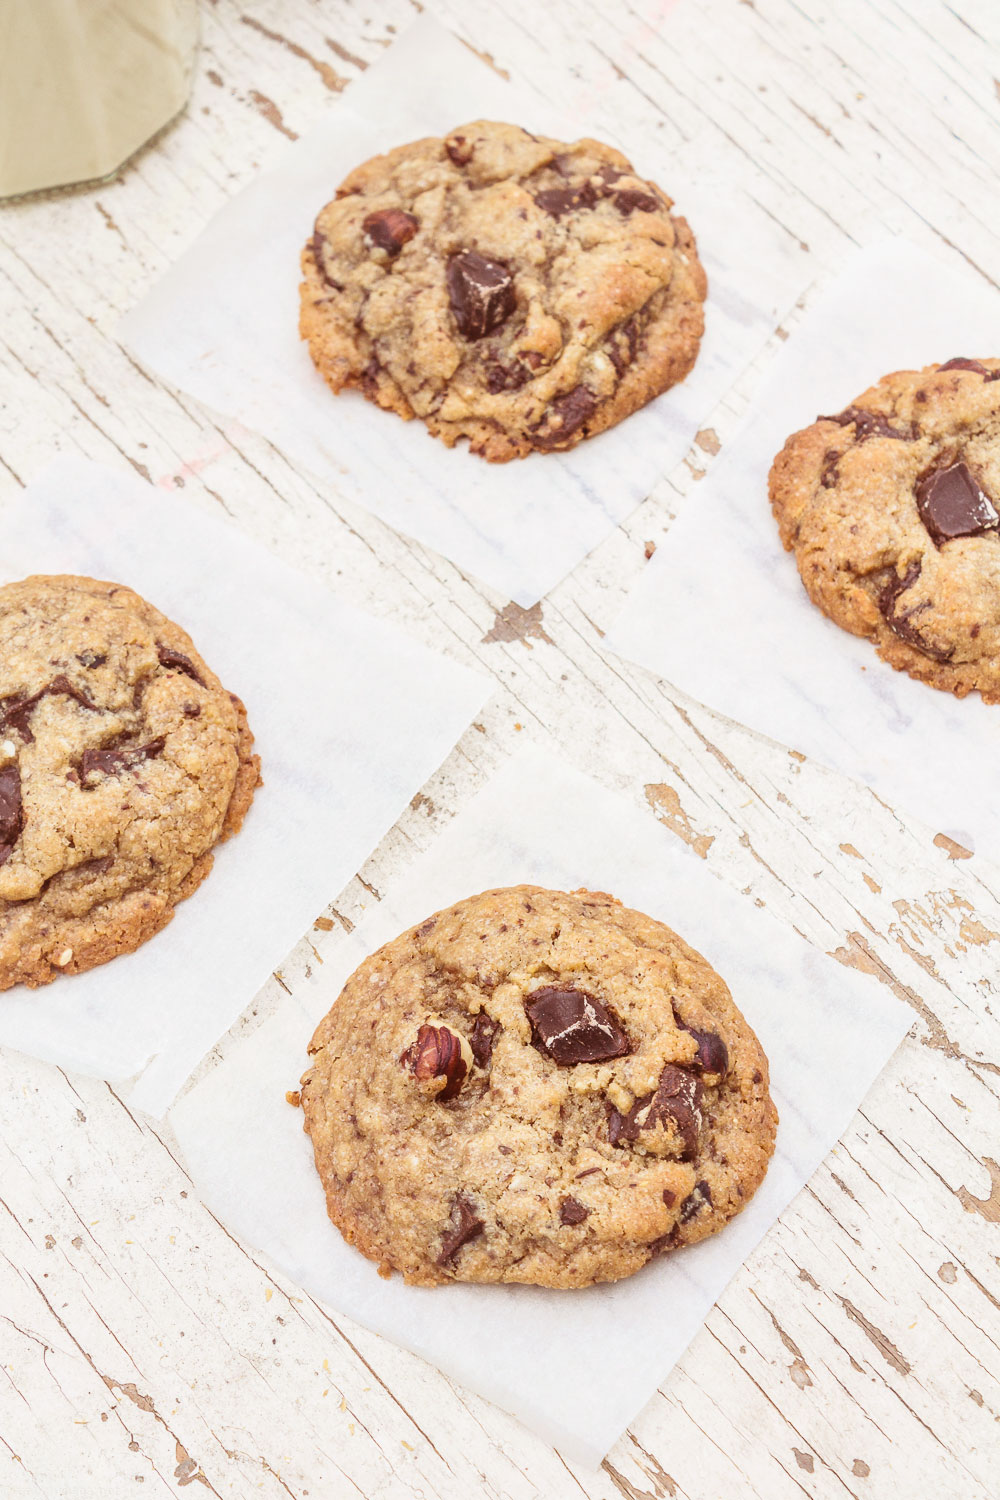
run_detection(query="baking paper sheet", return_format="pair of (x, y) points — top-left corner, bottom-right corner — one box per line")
(168, 742), (911, 1465)
(608, 239), (1000, 863)
(0, 457), (489, 1116)
(120, 15), (809, 605)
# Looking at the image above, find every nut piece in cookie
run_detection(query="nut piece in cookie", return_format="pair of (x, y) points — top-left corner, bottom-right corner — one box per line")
(299, 885), (777, 1289)
(299, 120), (707, 462)
(769, 358), (1000, 702)
(0, 575), (261, 990)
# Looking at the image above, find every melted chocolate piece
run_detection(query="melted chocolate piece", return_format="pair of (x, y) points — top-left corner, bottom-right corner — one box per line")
(0, 763), (24, 867)
(437, 1193), (484, 1264)
(525, 986), (631, 1065)
(156, 644), (205, 687)
(446, 251), (516, 340)
(530, 386), (597, 450)
(821, 405), (911, 441)
(938, 357), (1000, 379)
(401, 1024), (468, 1101)
(470, 1012), (501, 1067)
(916, 461), (999, 546)
(613, 187), (660, 214)
(534, 184), (598, 217)
(76, 650), (107, 669)
(559, 1197), (590, 1226)
(877, 561), (954, 663)
(0, 675), (98, 744)
(362, 208), (419, 258)
(79, 736), (166, 784)
(607, 1063), (703, 1159)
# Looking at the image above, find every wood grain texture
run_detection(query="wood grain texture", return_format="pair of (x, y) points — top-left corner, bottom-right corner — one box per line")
(1, 1), (999, 1496)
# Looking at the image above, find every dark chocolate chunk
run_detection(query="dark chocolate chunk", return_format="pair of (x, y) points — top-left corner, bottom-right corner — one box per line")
(559, 1197), (591, 1226)
(606, 316), (640, 376)
(0, 675), (98, 743)
(916, 461), (999, 546)
(534, 183), (598, 217)
(156, 644), (205, 687)
(0, 763), (24, 867)
(938, 357), (1000, 379)
(678, 1179), (713, 1223)
(687, 1027), (728, 1082)
(821, 405), (911, 442)
(76, 651), (107, 669)
(359, 355), (381, 396)
(437, 1193), (484, 1264)
(877, 561), (954, 662)
(673, 1008), (729, 1084)
(607, 1064), (703, 1159)
(362, 207), (419, 258)
(486, 358), (533, 394)
(445, 133), (473, 166)
(612, 187), (660, 214)
(525, 986), (631, 1065)
(79, 736), (166, 785)
(820, 449), (841, 488)
(446, 250), (516, 340)
(529, 386), (597, 450)
(401, 1023), (468, 1101)
(311, 228), (343, 289)
(470, 1012), (501, 1067)
(647, 1230), (676, 1257)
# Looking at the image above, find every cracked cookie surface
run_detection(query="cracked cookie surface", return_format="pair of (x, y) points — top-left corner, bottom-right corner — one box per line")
(769, 358), (1000, 701)
(299, 885), (776, 1288)
(0, 575), (261, 989)
(299, 120), (706, 462)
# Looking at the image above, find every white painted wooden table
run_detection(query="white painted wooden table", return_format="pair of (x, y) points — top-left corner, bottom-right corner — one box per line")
(2, 2), (999, 1496)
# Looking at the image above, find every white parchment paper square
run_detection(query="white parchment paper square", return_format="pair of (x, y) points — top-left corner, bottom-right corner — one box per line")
(168, 742), (910, 1465)
(0, 457), (489, 1116)
(120, 15), (809, 604)
(608, 239), (1000, 863)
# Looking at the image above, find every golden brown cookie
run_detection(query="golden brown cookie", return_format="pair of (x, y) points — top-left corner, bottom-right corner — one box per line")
(769, 358), (1000, 701)
(0, 575), (261, 989)
(299, 120), (706, 461)
(299, 885), (776, 1288)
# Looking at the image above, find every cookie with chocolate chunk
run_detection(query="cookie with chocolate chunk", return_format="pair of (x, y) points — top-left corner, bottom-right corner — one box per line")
(299, 885), (776, 1288)
(0, 575), (260, 989)
(769, 359), (1000, 701)
(299, 120), (706, 462)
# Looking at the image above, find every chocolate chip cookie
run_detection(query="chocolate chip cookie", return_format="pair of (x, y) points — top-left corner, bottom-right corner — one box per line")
(770, 358), (1000, 700)
(299, 120), (706, 462)
(0, 575), (261, 989)
(299, 886), (776, 1288)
